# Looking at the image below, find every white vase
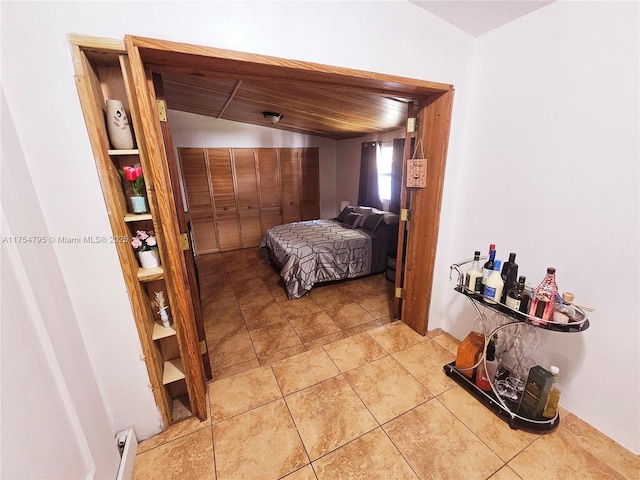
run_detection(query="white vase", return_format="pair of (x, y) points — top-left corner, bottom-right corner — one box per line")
(106, 99), (134, 150)
(138, 249), (160, 269)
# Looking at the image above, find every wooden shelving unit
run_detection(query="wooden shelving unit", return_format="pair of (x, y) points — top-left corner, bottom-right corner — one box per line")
(70, 36), (206, 427)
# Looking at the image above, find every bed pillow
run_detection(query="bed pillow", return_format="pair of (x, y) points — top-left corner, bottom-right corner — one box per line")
(361, 212), (384, 231)
(342, 212), (363, 228)
(336, 205), (356, 223)
(355, 206), (373, 224)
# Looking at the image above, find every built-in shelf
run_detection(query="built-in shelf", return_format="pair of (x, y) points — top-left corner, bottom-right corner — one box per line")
(152, 321), (176, 340)
(162, 358), (185, 385)
(137, 266), (164, 282)
(124, 213), (153, 222)
(108, 148), (139, 156)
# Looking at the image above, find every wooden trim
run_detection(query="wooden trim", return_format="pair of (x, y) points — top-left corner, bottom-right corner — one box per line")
(125, 38), (208, 420)
(400, 91), (454, 335)
(127, 35), (452, 97)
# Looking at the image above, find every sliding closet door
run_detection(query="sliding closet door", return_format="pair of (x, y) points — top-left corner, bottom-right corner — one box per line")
(207, 148), (242, 251)
(232, 148), (262, 248)
(179, 148), (219, 254)
(280, 149), (302, 224)
(300, 148), (320, 220)
(256, 148), (282, 234)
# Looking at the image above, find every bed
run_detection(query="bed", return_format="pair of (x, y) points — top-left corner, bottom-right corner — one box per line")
(259, 206), (399, 299)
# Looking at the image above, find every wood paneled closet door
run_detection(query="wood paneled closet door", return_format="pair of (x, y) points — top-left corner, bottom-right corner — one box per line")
(256, 148), (282, 234)
(300, 148), (320, 220)
(207, 148), (242, 251)
(179, 148), (219, 254)
(280, 149), (302, 224)
(231, 149), (262, 248)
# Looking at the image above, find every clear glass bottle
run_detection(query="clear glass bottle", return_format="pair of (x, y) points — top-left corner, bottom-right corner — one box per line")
(483, 259), (503, 304)
(475, 339), (497, 391)
(500, 252), (518, 303)
(542, 366), (561, 419)
(482, 244), (496, 286)
(553, 292), (576, 324)
(464, 251), (483, 293)
(529, 267), (558, 326)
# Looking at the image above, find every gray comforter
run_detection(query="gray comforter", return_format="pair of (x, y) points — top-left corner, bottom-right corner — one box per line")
(259, 219), (372, 299)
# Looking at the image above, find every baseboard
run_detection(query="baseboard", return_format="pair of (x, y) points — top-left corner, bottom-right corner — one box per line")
(116, 428), (138, 480)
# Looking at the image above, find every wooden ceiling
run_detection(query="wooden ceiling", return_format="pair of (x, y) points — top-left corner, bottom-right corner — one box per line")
(128, 36), (452, 141)
(160, 72), (415, 140)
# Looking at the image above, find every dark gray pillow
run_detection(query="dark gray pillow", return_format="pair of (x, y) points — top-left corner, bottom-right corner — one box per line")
(342, 212), (363, 228)
(336, 205), (356, 223)
(361, 212), (384, 231)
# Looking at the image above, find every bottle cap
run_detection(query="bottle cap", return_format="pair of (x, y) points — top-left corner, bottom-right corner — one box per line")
(474, 250), (481, 256)
(489, 244), (495, 250)
(547, 267), (556, 274)
(486, 342), (496, 361)
(562, 292), (575, 303)
(518, 276), (526, 283)
(550, 365), (560, 375)
(509, 252), (516, 261)
(493, 260), (501, 271)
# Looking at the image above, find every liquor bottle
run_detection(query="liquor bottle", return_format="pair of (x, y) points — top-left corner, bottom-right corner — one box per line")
(482, 244), (496, 286)
(552, 292), (577, 324)
(475, 339), (497, 391)
(542, 366), (561, 419)
(506, 276), (531, 313)
(500, 252), (518, 303)
(529, 268), (559, 326)
(483, 259), (503, 304)
(464, 251), (483, 293)
(455, 330), (484, 379)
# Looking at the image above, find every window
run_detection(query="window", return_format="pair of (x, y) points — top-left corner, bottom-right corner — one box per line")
(377, 142), (393, 201)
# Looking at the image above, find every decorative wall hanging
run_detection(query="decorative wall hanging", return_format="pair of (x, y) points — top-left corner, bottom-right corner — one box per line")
(406, 139), (427, 188)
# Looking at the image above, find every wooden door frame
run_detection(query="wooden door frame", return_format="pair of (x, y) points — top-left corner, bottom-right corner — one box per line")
(124, 35), (453, 336)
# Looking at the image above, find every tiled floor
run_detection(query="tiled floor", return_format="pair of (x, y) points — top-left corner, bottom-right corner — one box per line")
(132, 249), (639, 479)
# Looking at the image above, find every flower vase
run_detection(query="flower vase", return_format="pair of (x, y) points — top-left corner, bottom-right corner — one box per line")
(160, 309), (171, 328)
(106, 99), (134, 150)
(138, 249), (160, 269)
(130, 196), (148, 213)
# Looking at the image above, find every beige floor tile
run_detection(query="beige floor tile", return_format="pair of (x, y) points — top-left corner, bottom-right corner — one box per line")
(132, 427), (214, 480)
(213, 399), (308, 480)
(343, 319), (384, 336)
(249, 321), (303, 357)
(488, 466), (523, 480)
(281, 464), (318, 480)
(341, 282), (380, 303)
(438, 386), (539, 461)
(209, 365), (282, 423)
(357, 294), (393, 319)
(384, 399), (504, 480)
(392, 339), (457, 395)
(209, 330), (257, 370)
(279, 295), (323, 318)
(289, 311), (342, 343)
(325, 302), (375, 329)
(258, 343), (308, 366)
(367, 321), (425, 354)
(309, 287), (353, 310)
(212, 357), (260, 381)
(204, 315), (247, 342)
(323, 332), (388, 372)
(286, 376), (377, 460)
(242, 299), (287, 330)
(272, 347), (340, 395)
(431, 331), (460, 355)
(344, 356), (431, 424)
(560, 413), (640, 479)
(236, 287), (274, 308)
(136, 413), (211, 454)
(508, 426), (628, 480)
(304, 331), (347, 350)
(313, 428), (418, 480)
(205, 295), (241, 317)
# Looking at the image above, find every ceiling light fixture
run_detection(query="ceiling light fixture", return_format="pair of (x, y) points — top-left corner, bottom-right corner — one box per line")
(262, 111), (283, 124)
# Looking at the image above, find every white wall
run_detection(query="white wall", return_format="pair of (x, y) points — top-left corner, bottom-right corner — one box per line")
(168, 111), (338, 219)
(441, 1), (639, 453)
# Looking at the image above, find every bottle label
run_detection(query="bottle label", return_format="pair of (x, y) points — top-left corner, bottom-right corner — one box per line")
(484, 285), (497, 301)
(472, 277), (483, 292)
(505, 296), (521, 311)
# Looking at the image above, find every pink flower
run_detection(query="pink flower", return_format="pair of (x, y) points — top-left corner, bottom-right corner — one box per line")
(131, 237), (143, 249)
(146, 236), (157, 247)
(136, 230), (149, 240)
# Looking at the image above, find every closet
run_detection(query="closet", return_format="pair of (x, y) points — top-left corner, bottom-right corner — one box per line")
(179, 147), (320, 254)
